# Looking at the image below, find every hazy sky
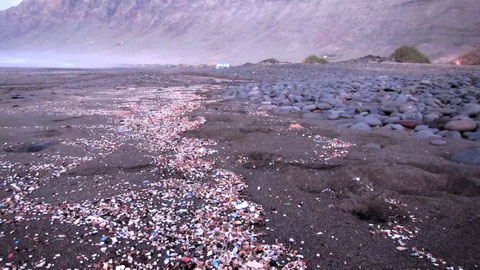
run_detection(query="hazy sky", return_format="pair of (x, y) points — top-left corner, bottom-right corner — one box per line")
(0, 0), (23, 11)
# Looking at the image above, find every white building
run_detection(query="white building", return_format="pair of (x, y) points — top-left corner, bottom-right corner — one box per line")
(215, 63), (231, 69)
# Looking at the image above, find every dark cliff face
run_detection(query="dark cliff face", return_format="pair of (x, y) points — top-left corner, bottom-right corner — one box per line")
(1, 0), (479, 65)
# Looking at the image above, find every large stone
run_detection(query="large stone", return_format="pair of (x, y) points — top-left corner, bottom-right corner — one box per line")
(465, 131), (480, 142)
(385, 124), (405, 131)
(328, 111), (340, 120)
(317, 103), (332, 110)
(303, 104), (318, 111)
(396, 120), (421, 129)
(444, 118), (477, 132)
(383, 116), (400, 125)
(390, 124), (405, 131)
(288, 95), (303, 103)
(394, 94), (408, 104)
(437, 130), (462, 139)
(401, 110), (423, 122)
(423, 113), (440, 125)
(399, 103), (415, 113)
(303, 112), (323, 120)
(351, 122), (372, 131)
(438, 108), (457, 116)
(379, 106), (397, 115)
(451, 148), (480, 164)
(465, 104), (480, 117)
(275, 106), (301, 113)
(413, 130), (441, 139)
(323, 97), (344, 107)
(362, 115), (382, 127)
(414, 125), (429, 132)
(365, 143), (382, 149)
(430, 139), (447, 146)
(425, 98), (436, 106)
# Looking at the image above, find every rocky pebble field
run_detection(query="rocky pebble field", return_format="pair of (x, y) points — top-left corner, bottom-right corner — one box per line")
(213, 62), (480, 148)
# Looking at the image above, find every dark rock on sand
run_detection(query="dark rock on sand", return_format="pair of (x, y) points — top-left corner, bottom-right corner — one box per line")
(362, 115), (382, 127)
(413, 130), (441, 139)
(351, 122), (372, 131)
(303, 112), (323, 120)
(5, 142), (53, 153)
(365, 143), (382, 149)
(451, 148), (480, 164)
(464, 131), (480, 141)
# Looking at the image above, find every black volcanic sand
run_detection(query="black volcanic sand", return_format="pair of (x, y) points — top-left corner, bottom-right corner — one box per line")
(1, 64), (480, 269)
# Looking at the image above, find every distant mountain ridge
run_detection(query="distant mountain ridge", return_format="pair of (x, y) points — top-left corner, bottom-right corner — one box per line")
(0, 0), (479, 66)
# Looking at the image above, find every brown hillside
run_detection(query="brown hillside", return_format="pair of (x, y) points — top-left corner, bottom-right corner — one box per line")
(459, 48), (480, 65)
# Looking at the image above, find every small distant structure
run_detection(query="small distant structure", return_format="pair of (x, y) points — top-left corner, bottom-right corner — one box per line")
(215, 63), (231, 69)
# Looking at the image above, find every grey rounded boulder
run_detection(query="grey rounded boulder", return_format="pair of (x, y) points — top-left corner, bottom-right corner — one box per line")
(351, 122), (372, 131)
(362, 115), (382, 127)
(303, 112), (323, 120)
